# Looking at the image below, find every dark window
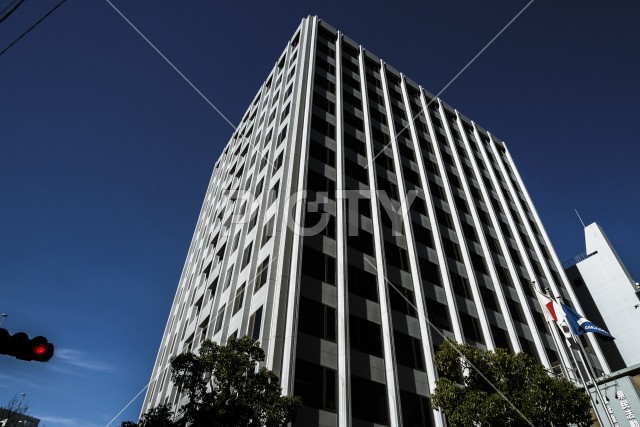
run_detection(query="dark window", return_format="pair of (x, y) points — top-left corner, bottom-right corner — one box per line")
(260, 217), (274, 247)
(294, 359), (337, 411)
(424, 159), (440, 177)
(400, 390), (433, 427)
(491, 325), (511, 350)
(385, 242), (409, 272)
(462, 222), (478, 244)
(214, 306), (225, 333)
(347, 265), (378, 302)
(298, 297), (336, 342)
(375, 152), (395, 173)
(419, 258), (442, 287)
(304, 208), (335, 239)
(232, 284), (245, 314)
(435, 207), (453, 229)
(519, 337), (538, 361)
(301, 246), (336, 285)
(507, 298), (525, 323)
(394, 331), (425, 370)
(479, 287), (499, 311)
(309, 138), (336, 167)
(345, 158), (368, 184)
(497, 266), (514, 288)
(314, 73), (336, 93)
(532, 309), (548, 332)
(306, 169), (335, 200)
(271, 153), (284, 177)
(311, 114), (336, 139)
(470, 252), (488, 275)
(460, 312), (483, 343)
(223, 267), (234, 290)
(349, 315), (383, 357)
(451, 273), (472, 299)
(443, 239), (462, 263)
(248, 210), (258, 230)
(248, 307), (263, 341)
(344, 109), (364, 131)
(351, 376), (388, 424)
(389, 285), (417, 317)
(253, 258), (270, 293)
(487, 236), (501, 255)
(241, 243), (253, 268)
(347, 229), (374, 256)
(267, 181), (280, 206)
(315, 57), (336, 77)
(255, 178), (264, 196)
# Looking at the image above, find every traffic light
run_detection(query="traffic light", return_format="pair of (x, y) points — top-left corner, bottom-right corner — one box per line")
(0, 328), (54, 362)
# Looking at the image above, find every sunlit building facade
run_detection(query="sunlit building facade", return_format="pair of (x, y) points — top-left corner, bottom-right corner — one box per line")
(142, 16), (610, 426)
(564, 222), (640, 371)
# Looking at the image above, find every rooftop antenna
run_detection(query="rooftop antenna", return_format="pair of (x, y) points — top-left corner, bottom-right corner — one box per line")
(574, 209), (586, 228)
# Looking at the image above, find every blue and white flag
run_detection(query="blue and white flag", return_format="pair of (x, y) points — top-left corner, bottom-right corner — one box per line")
(561, 303), (615, 340)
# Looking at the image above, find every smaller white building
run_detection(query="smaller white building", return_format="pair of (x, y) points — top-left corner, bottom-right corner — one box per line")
(565, 222), (640, 370)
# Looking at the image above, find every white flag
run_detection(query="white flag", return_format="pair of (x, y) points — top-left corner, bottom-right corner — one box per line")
(535, 290), (573, 340)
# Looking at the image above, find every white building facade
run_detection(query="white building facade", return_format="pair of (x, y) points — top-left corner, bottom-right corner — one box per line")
(565, 223), (640, 371)
(142, 16), (610, 426)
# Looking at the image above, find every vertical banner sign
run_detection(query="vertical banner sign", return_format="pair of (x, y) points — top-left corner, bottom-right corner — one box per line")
(616, 390), (639, 427)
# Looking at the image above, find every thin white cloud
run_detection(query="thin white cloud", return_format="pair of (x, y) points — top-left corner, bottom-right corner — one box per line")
(55, 348), (116, 372)
(37, 416), (80, 426)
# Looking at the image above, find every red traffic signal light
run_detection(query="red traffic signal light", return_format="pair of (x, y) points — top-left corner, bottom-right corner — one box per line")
(30, 336), (54, 362)
(0, 328), (54, 362)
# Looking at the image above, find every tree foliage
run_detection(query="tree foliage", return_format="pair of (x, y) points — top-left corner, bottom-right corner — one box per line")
(123, 336), (300, 427)
(431, 341), (592, 427)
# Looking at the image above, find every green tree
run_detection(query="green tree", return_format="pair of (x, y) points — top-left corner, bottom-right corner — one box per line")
(120, 404), (175, 427)
(123, 336), (300, 427)
(431, 341), (592, 427)
(171, 336), (300, 426)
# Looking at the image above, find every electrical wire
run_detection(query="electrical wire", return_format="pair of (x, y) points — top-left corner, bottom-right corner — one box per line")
(0, 0), (25, 24)
(0, 0), (21, 18)
(0, 0), (69, 58)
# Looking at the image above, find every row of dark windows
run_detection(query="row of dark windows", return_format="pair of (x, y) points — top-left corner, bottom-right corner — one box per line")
(308, 25), (560, 358)
(311, 45), (563, 287)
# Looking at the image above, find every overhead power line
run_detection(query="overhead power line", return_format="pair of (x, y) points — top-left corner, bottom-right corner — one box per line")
(0, 0), (69, 59)
(0, 0), (23, 20)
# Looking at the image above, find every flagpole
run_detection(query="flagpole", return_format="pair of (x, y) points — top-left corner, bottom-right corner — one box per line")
(547, 318), (572, 379)
(573, 335), (616, 427)
(548, 289), (616, 427)
(534, 282), (573, 382)
(562, 329), (607, 427)
(541, 289), (608, 427)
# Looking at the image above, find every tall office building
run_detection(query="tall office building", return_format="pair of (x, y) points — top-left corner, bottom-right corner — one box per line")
(563, 224), (640, 427)
(142, 16), (611, 426)
(564, 222), (640, 371)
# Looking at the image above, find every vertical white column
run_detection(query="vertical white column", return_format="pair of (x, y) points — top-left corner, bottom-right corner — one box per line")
(417, 92), (465, 343)
(431, 100), (494, 349)
(473, 129), (551, 367)
(397, 76), (443, 407)
(279, 17), (318, 392)
(358, 52), (401, 427)
(394, 75), (446, 427)
(334, 32), (352, 427)
(453, 113), (522, 353)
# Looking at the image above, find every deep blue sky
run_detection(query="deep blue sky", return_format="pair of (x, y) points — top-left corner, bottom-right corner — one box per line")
(0, 1), (638, 426)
